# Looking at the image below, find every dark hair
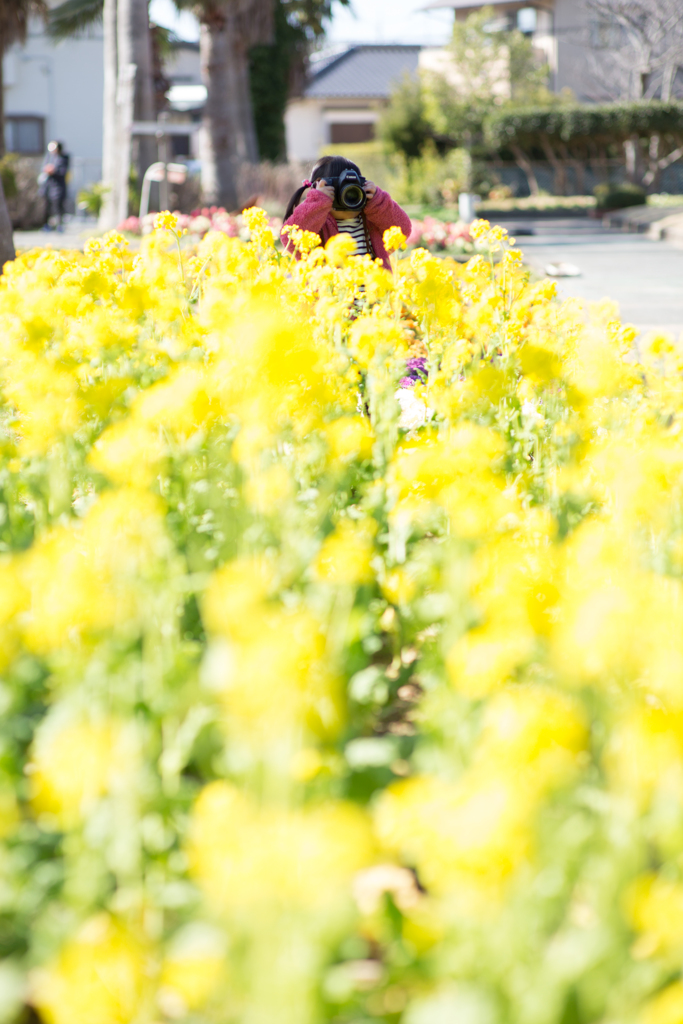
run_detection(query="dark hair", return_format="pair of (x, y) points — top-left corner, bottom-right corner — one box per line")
(284, 154), (362, 222)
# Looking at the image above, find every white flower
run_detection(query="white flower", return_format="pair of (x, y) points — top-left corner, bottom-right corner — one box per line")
(395, 388), (433, 430)
(521, 399), (544, 426)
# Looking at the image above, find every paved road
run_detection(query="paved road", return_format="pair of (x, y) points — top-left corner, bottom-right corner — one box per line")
(509, 218), (683, 335)
(14, 220), (99, 253)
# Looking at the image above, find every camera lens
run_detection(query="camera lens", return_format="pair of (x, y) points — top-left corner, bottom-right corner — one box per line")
(340, 183), (366, 210)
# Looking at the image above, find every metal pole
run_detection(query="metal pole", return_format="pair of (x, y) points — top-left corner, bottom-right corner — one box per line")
(139, 166), (152, 219)
(157, 131), (170, 212)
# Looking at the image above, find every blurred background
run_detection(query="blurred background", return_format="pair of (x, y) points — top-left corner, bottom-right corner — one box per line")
(2, 0), (682, 228)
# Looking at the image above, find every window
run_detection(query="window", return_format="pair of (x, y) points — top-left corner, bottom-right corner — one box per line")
(171, 134), (191, 157)
(5, 116), (44, 154)
(517, 7), (537, 34)
(330, 123), (375, 144)
(590, 20), (624, 49)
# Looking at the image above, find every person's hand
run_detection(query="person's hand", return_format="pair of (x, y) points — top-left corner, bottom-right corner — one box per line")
(364, 180), (377, 200)
(315, 179), (335, 201)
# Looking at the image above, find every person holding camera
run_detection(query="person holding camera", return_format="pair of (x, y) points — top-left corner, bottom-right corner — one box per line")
(282, 155), (411, 271)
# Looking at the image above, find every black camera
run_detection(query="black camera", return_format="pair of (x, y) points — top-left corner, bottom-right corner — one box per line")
(327, 169), (367, 212)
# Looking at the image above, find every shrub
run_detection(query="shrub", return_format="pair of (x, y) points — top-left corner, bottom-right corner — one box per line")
(0, 155), (18, 200)
(594, 181), (647, 209)
(488, 101), (683, 193)
(77, 181), (109, 217)
(2, 154), (44, 227)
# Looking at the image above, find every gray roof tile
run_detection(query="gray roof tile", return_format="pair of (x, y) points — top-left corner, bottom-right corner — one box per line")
(305, 45), (422, 99)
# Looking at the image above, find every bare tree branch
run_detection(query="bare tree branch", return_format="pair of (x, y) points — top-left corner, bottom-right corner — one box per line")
(582, 0), (683, 100)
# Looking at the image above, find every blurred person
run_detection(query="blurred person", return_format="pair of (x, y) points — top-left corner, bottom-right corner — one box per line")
(40, 141), (70, 231)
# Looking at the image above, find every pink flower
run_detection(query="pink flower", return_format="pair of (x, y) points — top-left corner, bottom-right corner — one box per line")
(407, 221), (424, 246)
(189, 215), (211, 236)
(118, 215), (141, 234)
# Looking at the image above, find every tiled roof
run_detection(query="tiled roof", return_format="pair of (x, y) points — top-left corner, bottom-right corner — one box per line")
(304, 45), (422, 99)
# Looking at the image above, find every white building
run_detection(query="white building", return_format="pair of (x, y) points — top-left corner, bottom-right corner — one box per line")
(163, 40), (205, 159)
(421, 0), (601, 100)
(2, 23), (204, 197)
(285, 2), (624, 163)
(3, 21), (104, 194)
(285, 45), (422, 163)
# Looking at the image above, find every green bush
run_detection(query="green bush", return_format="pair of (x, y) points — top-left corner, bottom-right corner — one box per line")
(487, 101), (683, 151)
(318, 140), (397, 192)
(594, 182), (647, 210)
(77, 181), (110, 217)
(389, 146), (472, 207)
(378, 72), (433, 161)
(0, 155), (19, 200)
(487, 101), (683, 193)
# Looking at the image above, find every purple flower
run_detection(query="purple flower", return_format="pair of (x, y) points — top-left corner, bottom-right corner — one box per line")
(402, 357), (427, 386)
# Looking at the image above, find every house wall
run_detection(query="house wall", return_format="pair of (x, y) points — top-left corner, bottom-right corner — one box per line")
(553, 0), (593, 100)
(4, 23), (104, 194)
(445, 1), (599, 102)
(285, 99), (383, 162)
(165, 42), (201, 86)
(285, 99), (326, 162)
(419, 44), (510, 99)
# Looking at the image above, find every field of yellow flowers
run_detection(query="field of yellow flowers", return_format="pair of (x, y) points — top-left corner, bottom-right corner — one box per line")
(0, 209), (681, 1024)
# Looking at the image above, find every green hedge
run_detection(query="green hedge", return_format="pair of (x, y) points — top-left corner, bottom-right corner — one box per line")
(485, 101), (683, 194)
(487, 101), (683, 150)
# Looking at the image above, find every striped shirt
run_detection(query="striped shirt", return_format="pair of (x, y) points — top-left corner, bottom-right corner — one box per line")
(336, 215), (372, 256)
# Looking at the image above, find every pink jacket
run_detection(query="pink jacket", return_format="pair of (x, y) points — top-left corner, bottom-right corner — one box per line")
(281, 187), (412, 271)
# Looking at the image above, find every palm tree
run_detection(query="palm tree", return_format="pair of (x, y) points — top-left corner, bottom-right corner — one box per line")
(190, 0), (273, 209)
(190, 0), (347, 209)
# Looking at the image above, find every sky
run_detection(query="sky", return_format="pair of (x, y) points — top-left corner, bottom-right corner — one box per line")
(148, 0), (454, 47)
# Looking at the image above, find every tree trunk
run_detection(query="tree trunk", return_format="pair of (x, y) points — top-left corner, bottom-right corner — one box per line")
(0, 33), (5, 160)
(199, 9), (240, 209)
(199, 0), (274, 209)
(132, 0), (156, 184)
(596, 145), (609, 185)
(99, 0), (119, 231)
(510, 143), (539, 197)
(643, 142), (683, 188)
(540, 136), (566, 196)
(116, 0), (136, 225)
(646, 133), (661, 192)
(0, 177), (15, 269)
(624, 134), (641, 185)
(587, 141), (605, 188)
(662, 62), (676, 102)
(558, 141), (585, 195)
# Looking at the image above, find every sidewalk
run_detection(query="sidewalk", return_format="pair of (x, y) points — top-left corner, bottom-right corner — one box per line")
(601, 205), (683, 232)
(516, 219), (683, 334)
(14, 217), (100, 252)
(600, 204), (683, 244)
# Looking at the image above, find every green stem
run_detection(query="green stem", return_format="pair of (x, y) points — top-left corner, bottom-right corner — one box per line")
(173, 230), (186, 290)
